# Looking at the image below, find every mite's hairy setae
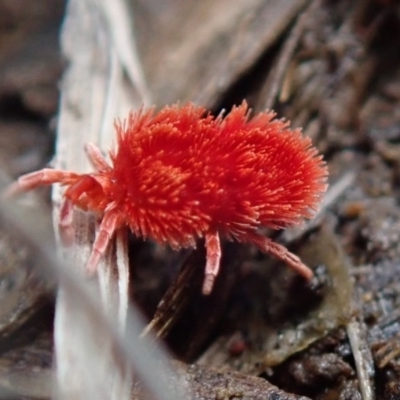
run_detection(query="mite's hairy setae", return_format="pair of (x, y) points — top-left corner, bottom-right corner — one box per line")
(6, 102), (328, 294)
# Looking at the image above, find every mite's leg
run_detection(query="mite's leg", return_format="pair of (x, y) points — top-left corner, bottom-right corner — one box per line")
(84, 142), (110, 172)
(86, 211), (120, 275)
(58, 198), (75, 247)
(3, 169), (79, 197)
(3, 169), (79, 248)
(203, 230), (221, 295)
(245, 232), (313, 280)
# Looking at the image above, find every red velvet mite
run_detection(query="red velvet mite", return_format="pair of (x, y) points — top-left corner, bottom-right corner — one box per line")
(6, 102), (328, 294)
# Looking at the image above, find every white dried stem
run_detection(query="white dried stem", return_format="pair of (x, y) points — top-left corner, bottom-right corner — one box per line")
(53, 0), (147, 398)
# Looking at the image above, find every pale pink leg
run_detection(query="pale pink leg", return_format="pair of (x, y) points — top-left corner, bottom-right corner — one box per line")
(59, 198), (75, 247)
(3, 169), (79, 197)
(84, 142), (110, 172)
(86, 212), (120, 275)
(245, 232), (313, 280)
(203, 231), (221, 295)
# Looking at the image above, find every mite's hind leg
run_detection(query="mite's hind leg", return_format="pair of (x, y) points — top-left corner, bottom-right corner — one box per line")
(245, 232), (314, 280)
(84, 143), (110, 172)
(86, 211), (121, 275)
(203, 230), (221, 295)
(3, 169), (79, 197)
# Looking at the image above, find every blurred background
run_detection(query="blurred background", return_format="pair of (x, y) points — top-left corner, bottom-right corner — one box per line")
(1, 1), (400, 399)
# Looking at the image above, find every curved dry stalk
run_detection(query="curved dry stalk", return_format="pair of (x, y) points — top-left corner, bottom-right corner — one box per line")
(53, 0), (150, 397)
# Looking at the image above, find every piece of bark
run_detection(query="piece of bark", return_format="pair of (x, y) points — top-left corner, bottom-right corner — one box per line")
(0, 215), (53, 342)
(0, 319), (53, 400)
(132, 360), (311, 400)
(0, 0), (64, 117)
(134, 0), (310, 108)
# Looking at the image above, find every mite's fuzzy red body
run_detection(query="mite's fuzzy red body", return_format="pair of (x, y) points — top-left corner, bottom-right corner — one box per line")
(8, 102), (328, 294)
(109, 103), (325, 245)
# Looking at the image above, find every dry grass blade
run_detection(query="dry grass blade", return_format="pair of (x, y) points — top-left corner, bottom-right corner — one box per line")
(94, 0), (151, 104)
(54, 0), (149, 397)
(347, 319), (375, 400)
(0, 174), (189, 400)
(257, 0), (316, 111)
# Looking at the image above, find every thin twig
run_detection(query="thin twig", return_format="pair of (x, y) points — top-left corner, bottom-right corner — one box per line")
(347, 318), (375, 400)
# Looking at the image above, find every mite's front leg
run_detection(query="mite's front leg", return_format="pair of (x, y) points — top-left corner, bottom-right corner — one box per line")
(86, 211), (121, 275)
(3, 169), (79, 197)
(58, 198), (75, 247)
(84, 143), (111, 172)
